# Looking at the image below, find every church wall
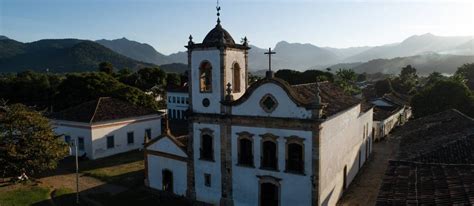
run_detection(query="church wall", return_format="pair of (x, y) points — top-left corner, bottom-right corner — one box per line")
(193, 122), (222, 204)
(191, 49), (221, 114)
(232, 83), (312, 119)
(147, 137), (187, 158)
(224, 49), (246, 99)
(90, 116), (161, 159)
(318, 105), (373, 206)
(147, 154), (188, 196)
(231, 126), (313, 206)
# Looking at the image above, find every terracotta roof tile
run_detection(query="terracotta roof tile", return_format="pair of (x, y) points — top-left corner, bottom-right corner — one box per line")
(52, 97), (160, 123)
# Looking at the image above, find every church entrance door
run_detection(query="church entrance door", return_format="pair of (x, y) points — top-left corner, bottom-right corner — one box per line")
(162, 170), (173, 193)
(260, 182), (279, 206)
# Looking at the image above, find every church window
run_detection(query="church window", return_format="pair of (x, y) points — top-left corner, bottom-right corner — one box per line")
(285, 136), (305, 174)
(202, 98), (210, 107)
(237, 132), (254, 167)
(232, 63), (241, 93)
(199, 61), (212, 92)
(260, 133), (278, 170)
(127, 132), (134, 144)
(106, 135), (114, 149)
(260, 94), (278, 113)
(204, 173), (211, 187)
(200, 129), (214, 161)
(78, 137), (85, 151)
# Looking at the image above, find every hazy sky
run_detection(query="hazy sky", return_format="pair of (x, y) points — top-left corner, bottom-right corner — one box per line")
(1, 0), (473, 54)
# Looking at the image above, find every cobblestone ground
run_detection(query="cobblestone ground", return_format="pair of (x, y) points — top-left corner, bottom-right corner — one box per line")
(337, 136), (400, 206)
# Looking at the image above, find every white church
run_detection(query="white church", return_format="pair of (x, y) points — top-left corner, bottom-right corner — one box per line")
(145, 10), (373, 206)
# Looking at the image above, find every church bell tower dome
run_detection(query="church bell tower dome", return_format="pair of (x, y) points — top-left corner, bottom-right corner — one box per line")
(202, 23), (236, 47)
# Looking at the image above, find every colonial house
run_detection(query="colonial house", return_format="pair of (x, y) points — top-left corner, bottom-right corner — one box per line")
(371, 92), (412, 140)
(167, 85), (189, 120)
(377, 109), (474, 205)
(145, 13), (374, 206)
(51, 97), (163, 160)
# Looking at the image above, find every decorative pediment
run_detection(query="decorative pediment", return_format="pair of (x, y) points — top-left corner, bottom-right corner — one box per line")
(259, 133), (279, 141)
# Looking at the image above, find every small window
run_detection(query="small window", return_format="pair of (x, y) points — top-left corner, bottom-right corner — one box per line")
(145, 129), (152, 140)
(168, 96), (171, 103)
(260, 94), (278, 113)
(287, 143), (304, 173)
(199, 61), (212, 92)
(173, 96), (176, 103)
(204, 173), (211, 187)
(127, 132), (134, 144)
(186, 98), (189, 104)
(232, 63), (241, 93)
(261, 140), (277, 170)
(238, 138), (253, 166)
(107, 135), (114, 149)
(64, 135), (71, 144)
(78, 137), (85, 151)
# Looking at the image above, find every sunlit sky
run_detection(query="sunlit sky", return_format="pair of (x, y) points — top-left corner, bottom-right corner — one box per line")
(1, 0), (473, 54)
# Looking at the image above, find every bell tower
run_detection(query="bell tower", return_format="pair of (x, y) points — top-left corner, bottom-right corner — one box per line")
(186, 7), (250, 114)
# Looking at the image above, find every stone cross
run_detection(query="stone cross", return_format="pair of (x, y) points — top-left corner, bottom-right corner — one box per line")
(264, 48), (276, 72)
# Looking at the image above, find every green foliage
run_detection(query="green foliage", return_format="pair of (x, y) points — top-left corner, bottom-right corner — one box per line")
(249, 73), (262, 85)
(411, 80), (474, 118)
(425, 72), (448, 87)
(335, 68), (360, 95)
(0, 104), (69, 177)
(374, 79), (392, 97)
(0, 71), (64, 109)
(54, 72), (160, 111)
(455, 63), (474, 90)
(98, 62), (114, 74)
(275, 69), (333, 85)
(166, 73), (181, 87)
(391, 65), (418, 95)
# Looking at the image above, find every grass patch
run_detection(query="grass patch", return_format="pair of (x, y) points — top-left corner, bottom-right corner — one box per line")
(80, 150), (144, 187)
(0, 185), (50, 206)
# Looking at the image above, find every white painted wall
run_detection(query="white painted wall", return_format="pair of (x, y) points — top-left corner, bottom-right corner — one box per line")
(232, 83), (312, 119)
(191, 49), (222, 114)
(148, 155), (188, 196)
(319, 105), (373, 206)
(167, 91), (189, 120)
(373, 109), (402, 140)
(231, 126), (313, 206)
(193, 122), (222, 204)
(91, 116), (161, 159)
(147, 137), (188, 196)
(52, 121), (92, 157)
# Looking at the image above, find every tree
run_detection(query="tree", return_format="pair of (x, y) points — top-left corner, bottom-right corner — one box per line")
(393, 65), (418, 95)
(411, 80), (474, 118)
(425, 72), (447, 87)
(0, 104), (68, 177)
(134, 67), (166, 91)
(275, 69), (333, 85)
(166, 73), (181, 87)
(98, 62), (114, 74)
(335, 68), (359, 94)
(455, 63), (474, 90)
(374, 79), (392, 97)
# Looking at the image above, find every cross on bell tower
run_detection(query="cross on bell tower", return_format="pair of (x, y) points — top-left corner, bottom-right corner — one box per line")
(264, 48), (276, 78)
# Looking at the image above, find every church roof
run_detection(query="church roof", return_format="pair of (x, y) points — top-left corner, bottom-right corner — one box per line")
(376, 109), (474, 205)
(52, 97), (161, 123)
(223, 77), (368, 118)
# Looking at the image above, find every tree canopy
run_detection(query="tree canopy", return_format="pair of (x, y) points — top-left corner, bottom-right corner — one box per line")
(411, 79), (474, 118)
(275, 69), (333, 85)
(0, 104), (69, 177)
(455, 63), (474, 90)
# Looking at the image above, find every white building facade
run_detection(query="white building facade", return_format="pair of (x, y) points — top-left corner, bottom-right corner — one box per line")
(167, 88), (189, 120)
(145, 18), (373, 206)
(52, 97), (162, 160)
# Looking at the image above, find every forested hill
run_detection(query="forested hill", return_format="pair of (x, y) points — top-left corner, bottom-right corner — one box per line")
(0, 38), (155, 73)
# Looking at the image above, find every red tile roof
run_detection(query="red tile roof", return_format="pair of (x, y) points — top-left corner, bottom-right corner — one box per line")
(52, 97), (161, 123)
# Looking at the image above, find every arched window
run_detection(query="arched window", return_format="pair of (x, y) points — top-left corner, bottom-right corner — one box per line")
(286, 143), (303, 173)
(200, 129), (214, 161)
(199, 61), (212, 92)
(238, 138), (253, 166)
(232, 63), (241, 93)
(162, 169), (173, 193)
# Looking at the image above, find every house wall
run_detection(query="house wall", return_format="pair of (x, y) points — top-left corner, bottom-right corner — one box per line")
(231, 83), (312, 119)
(231, 126), (313, 206)
(52, 122), (92, 157)
(373, 108), (403, 141)
(167, 92), (189, 120)
(193, 122), (222, 204)
(90, 116), (161, 159)
(319, 105), (373, 206)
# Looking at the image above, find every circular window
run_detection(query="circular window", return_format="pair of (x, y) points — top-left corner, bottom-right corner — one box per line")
(202, 98), (210, 107)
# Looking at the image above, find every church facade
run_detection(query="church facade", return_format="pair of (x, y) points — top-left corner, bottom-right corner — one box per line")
(145, 18), (373, 206)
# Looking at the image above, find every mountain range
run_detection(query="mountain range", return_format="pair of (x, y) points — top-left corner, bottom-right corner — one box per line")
(0, 33), (473, 75)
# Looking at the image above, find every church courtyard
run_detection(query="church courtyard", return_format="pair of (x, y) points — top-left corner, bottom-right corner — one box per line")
(337, 136), (400, 206)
